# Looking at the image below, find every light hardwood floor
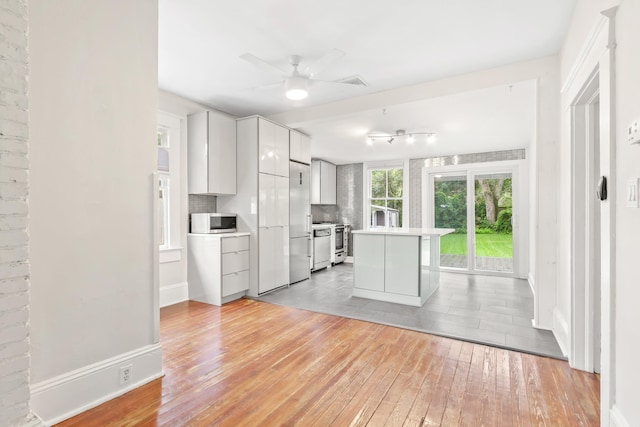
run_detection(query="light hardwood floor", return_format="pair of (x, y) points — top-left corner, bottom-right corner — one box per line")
(57, 299), (599, 426)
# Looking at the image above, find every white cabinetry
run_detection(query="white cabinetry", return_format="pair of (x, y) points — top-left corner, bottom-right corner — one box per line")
(217, 116), (290, 296)
(353, 234), (385, 291)
(187, 233), (250, 306)
(258, 118), (289, 177)
(187, 110), (236, 195)
(290, 131), (311, 164)
(310, 159), (336, 204)
(352, 229), (449, 306)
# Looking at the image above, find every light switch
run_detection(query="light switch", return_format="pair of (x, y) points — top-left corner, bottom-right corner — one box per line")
(628, 178), (639, 208)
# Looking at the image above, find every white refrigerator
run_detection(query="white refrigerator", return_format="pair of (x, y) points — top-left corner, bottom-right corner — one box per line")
(289, 161), (311, 284)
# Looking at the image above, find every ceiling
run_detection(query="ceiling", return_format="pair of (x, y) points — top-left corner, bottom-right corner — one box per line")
(158, 0), (575, 164)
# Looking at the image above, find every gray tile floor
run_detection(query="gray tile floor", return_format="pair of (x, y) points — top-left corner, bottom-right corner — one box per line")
(255, 263), (565, 360)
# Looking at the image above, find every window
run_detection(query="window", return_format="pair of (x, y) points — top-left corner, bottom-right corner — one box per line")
(368, 167), (404, 228)
(157, 128), (170, 249)
(156, 111), (181, 258)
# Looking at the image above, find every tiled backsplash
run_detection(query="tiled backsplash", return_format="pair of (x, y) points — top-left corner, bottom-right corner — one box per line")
(337, 163), (363, 256)
(188, 194), (217, 213)
(409, 149), (526, 227)
(311, 204), (338, 222)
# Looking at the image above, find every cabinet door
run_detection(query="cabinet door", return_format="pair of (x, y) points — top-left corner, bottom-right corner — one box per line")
(310, 160), (321, 204)
(275, 175), (290, 226)
(385, 236), (419, 296)
(320, 161), (336, 204)
(299, 134), (311, 165)
(187, 111), (208, 194)
(258, 118), (275, 175)
(258, 173), (275, 227)
(353, 234), (385, 291)
(258, 227), (276, 293)
(275, 124), (290, 177)
(208, 111), (236, 194)
(274, 226), (290, 288)
(289, 130), (300, 162)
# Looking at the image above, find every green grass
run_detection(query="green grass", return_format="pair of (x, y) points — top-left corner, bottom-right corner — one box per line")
(440, 233), (512, 258)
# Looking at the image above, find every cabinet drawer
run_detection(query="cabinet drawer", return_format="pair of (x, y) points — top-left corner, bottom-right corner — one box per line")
(222, 250), (249, 274)
(222, 270), (249, 297)
(221, 236), (249, 253)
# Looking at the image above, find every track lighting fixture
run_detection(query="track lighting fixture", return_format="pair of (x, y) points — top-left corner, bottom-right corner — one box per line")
(367, 129), (436, 145)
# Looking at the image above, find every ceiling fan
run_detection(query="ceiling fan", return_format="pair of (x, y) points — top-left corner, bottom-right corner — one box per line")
(240, 49), (367, 100)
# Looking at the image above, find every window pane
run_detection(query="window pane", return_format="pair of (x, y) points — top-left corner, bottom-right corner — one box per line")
(371, 200), (386, 227)
(387, 199), (402, 227)
(158, 147), (170, 172)
(371, 170), (386, 198)
(387, 168), (403, 198)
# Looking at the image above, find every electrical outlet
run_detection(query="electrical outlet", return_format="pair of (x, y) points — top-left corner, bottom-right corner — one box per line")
(119, 365), (132, 385)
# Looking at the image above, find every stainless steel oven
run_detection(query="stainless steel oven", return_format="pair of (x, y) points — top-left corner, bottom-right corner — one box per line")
(334, 224), (345, 264)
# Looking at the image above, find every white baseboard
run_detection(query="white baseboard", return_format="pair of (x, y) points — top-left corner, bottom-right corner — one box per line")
(610, 405), (631, 427)
(160, 281), (188, 307)
(345, 256), (353, 263)
(31, 343), (163, 426)
(527, 273), (536, 297)
(552, 307), (570, 358)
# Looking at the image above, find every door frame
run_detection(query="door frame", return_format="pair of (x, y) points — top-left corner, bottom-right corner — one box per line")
(560, 7), (617, 425)
(570, 69), (600, 373)
(422, 161), (525, 279)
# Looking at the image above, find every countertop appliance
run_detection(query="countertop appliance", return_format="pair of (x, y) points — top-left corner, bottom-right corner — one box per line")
(289, 161), (312, 284)
(190, 213), (237, 234)
(312, 227), (332, 271)
(334, 224), (345, 264)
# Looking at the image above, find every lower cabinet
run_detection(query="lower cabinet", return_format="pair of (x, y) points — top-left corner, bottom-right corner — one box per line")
(188, 233), (250, 306)
(352, 233), (429, 306)
(353, 234), (385, 292)
(258, 226), (290, 294)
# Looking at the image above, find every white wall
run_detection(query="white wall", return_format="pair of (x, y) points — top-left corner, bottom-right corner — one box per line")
(28, 0), (162, 423)
(612, 2), (640, 423)
(559, 0), (640, 425)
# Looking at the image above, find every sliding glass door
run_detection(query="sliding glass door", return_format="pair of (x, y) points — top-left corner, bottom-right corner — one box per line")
(433, 174), (468, 269)
(473, 172), (513, 273)
(428, 168), (517, 276)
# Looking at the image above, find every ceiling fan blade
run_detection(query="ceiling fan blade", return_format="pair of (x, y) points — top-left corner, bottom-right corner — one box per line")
(240, 80), (284, 92)
(240, 53), (287, 76)
(303, 48), (345, 77)
(312, 75), (368, 87)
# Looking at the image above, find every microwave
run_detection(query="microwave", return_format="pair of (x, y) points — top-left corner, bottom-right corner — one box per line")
(190, 213), (237, 234)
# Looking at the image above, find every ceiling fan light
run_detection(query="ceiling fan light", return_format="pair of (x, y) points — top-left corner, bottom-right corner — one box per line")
(285, 76), (308, 100)
(407, 134), (415, 144)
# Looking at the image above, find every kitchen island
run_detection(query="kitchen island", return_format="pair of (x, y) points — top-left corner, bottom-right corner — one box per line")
(351, 227), (454, 306)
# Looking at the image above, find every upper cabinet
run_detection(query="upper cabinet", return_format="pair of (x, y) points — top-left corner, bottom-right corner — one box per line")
(187, 110), (236, 195)
(289, 130), (311, 165)
(310, 159), (336, 205)
(258, 118), (289, 177)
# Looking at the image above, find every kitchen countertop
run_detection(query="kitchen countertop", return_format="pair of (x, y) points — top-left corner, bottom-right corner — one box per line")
(351, 227), (455, 237)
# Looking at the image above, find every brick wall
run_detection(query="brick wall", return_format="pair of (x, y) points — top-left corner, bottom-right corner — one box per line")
(0, 1), (41, 425)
